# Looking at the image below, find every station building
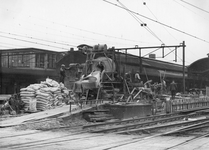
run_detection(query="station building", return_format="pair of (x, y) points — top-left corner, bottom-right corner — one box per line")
(1, 47), (208, 95)
(187, 54), (209, 89)
(0, 48), (63, 94)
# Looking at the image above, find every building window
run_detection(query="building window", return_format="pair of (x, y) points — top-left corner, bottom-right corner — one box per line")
(35, 53), (45, 68)
(1, 53), (32, 68)
(1, 52), (57, 69)
(1, 54), (8, 67)
(47, 54), (56, 69)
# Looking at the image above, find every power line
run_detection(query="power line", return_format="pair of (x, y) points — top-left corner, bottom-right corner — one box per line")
(1, 5), (147, 44)
(0, 5), (161, 48)
(179, 0), (209, 14)
(103, 0), (209, 44)
(0, 31), (76, 48)
(141, 0), (183, 61)
(0, 41), (28, 48)
(117, 0), (186, 63)
(0, 45), (14, 49)
(16, 19), (155, 47)
(0, 31), (75, 46)
(26, 15), (148, 44)
(174, 0), (209, 22)
(0, 34), (71, 51)
(117, 0), (164, 44)
(142, 1), (179, 42)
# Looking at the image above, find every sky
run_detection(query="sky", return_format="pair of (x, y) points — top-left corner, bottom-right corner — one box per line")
(0, 0), (209, 65)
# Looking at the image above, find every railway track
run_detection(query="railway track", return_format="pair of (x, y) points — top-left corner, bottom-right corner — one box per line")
(1, 111), (209, 150)
(83, 111), (208, 133)
(83, 112), (180, 129)
(1, 135), (104, 150)
(164, 132), (209, 150)
(83, 120), (209, 150)
(116, 116), (209, 134)
(2, 120), (209, 150)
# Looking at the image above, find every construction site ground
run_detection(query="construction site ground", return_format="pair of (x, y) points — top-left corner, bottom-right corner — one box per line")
(1, 109), (209, 150)
(1, 125), (209, 150)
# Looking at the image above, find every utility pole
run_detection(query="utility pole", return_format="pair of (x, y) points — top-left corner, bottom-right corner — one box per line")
(182, 41), (186, 94)
(0, 51), (2, 94)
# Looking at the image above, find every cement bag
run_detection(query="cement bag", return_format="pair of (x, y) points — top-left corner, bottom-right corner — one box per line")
(36, 91), (51, 97)
(45, 78), (59, 87)
(21, 98), (30, 103)
(51, 80), (60, 87)
(50, 87), (60, 93)
(40, 87), (51, 92)
(36, 100), (49, 105)
(39, 90), (52, 96)
(36, 104), (48, 111)
(20, 91), (35, 95)
(20, 93), (36, 97)
(36, 97), (50, 102)
(63, 89), (69, 95)
(36, 95), (51, 101)
(29, 98), (37, 112)
(28, 84), (41, 90)
(25, 87), (36, 92)
(20, 88), (28, 91)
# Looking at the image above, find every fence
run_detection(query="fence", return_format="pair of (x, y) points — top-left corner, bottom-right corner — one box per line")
(171, 96), (209, 112)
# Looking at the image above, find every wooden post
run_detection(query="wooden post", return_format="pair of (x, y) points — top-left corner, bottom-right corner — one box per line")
(69, 102), (72, 112)
(182, 41), (185, 94)
(125, 49), (127, 72)
(139, 49), (142, 73)
(0, 52), (2, 94)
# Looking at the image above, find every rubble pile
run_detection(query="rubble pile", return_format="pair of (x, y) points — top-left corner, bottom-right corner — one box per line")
(20, 78), (69, 112)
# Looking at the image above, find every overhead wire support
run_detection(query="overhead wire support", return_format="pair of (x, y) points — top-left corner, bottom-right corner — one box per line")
(103, 0), (209, 44)
(113, 41), (186, 93)
(114, 44), (182, 51)
(142, 48), (161, 57)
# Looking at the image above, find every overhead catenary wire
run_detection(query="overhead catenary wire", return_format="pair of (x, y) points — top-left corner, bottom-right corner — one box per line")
(118, 0), (184, 63)
(141, 0), (183, 61)
(117, 0), (164, 44)
(15, 19), (154, 48)
(0, 45), (14, 49)
(27, 16), (148, 44)
(179, 0), (209, 14)
(173, 0), (209, 22)
(0, 1), (199, 65)
(0, 31), (76, 48)
(0, 5), (158, 47)
(0, 34), (72, 51)
(142, 1), (179, 42)
(0, 3), (171, 50)
(0, 41), (28, 49)
(103, 0), (209, 44)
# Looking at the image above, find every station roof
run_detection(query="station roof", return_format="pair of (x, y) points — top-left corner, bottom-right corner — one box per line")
(188, 57), (209, 75)
(0, 48), (61, 54)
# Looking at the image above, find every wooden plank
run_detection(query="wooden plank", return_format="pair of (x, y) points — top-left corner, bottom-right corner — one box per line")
(0, 105), (77, 127)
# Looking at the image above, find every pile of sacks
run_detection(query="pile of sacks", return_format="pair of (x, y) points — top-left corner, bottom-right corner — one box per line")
(20, 78), (69, 112)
